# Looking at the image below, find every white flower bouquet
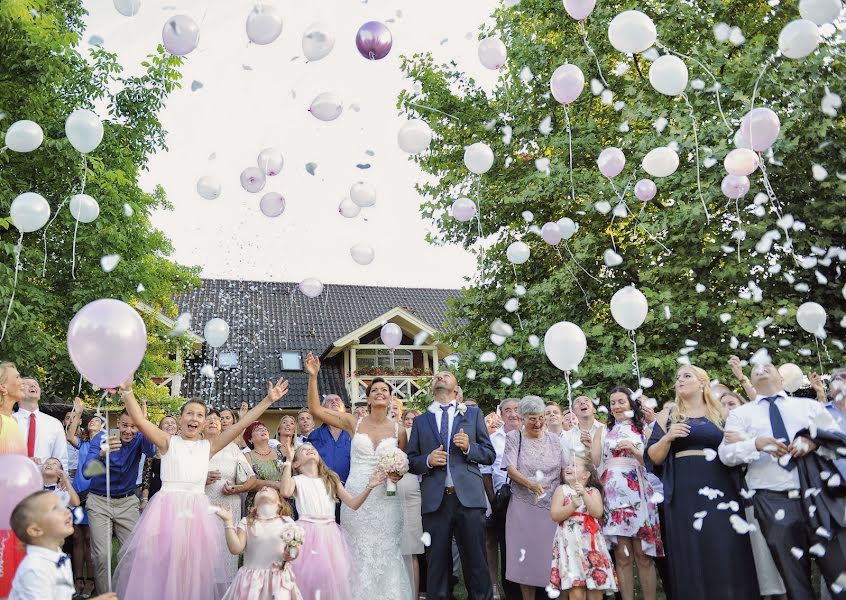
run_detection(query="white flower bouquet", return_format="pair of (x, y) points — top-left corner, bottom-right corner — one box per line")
(281, 523), (305, 559)
(376, 446), (409, 496)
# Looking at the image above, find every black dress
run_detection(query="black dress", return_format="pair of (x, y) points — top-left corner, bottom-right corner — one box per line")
(646, 417), (759, 600)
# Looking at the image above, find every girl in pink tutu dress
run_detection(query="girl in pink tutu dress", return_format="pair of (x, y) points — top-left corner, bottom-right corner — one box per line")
(280, 443), (386, 600)
(216, 487), (303, 600)
(113, 377), (290, 600)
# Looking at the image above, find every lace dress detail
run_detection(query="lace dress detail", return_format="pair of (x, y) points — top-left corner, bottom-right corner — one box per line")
(341, 419), (411, 600)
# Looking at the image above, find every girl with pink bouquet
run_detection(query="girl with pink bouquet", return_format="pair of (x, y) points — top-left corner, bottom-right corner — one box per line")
(113, 377), (290, 600)
(280, 443), (386, 599)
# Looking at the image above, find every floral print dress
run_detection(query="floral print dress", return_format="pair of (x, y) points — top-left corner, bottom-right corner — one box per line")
(599, 421), (664, 556)
(550, 485), (618, 592)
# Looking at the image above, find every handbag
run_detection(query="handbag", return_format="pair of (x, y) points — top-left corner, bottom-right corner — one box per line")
(234, 459), (251, 485)
(491, 432), (521, 521)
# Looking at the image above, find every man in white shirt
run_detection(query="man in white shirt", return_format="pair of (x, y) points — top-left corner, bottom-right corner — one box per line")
(14, 377), (68, 470)
(560, 395), (605, 461)
(296, 408), (314, 446)
(543, 402), (567, 446)
(719, 362), (839, 600)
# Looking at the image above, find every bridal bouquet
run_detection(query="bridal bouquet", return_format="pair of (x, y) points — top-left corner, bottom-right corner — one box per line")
(281, 524), (305, 560)
(376, 446), (409, 496)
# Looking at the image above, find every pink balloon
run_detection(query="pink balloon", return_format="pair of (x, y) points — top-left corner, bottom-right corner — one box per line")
(380, 323), (403, 349)
(451, 197), (477, 222)
(563, 0), (597, 20)
(550, 64), (585, 105)
(240, 167), (266, 193)
(740, 108), (780, 152)
(259, 192), (285, 217)
(0, 455), (42, 529)
(356, 21), (392, 60)
(67, 299), (148, 389)
(162, 15), (200, 56)
(721, 174), (751, 198)
(634, 179), (657, 201)
(597, 147), (625, 178)
(723, 148), (760, 177)
(541, 222), (563, 245)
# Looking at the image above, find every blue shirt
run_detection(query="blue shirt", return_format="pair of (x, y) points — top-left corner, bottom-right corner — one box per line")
(83, 431), (157, 497)
(306, 424), (351, 484)
(826, 401), (846, 432)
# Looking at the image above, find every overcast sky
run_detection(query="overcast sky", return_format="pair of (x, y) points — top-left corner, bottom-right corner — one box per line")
(81, 0), (501, 289)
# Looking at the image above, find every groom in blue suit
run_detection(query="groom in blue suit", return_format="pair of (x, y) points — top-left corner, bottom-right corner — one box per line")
(407, 371), (496, 600)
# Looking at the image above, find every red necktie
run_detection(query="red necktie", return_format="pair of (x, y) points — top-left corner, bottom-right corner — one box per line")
(27, 413), (35, 458)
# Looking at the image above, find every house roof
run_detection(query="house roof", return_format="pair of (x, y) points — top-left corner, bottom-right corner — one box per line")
(175, 279), (460, 409)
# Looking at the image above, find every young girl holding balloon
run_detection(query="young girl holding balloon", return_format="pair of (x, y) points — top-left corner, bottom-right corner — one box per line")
(112, 376), (290, 600)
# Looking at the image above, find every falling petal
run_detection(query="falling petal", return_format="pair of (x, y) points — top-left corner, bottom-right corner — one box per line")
(420, 532), (431, 547)
(191, 80), (204, 92)
(305, 162), (318, 175)
(100, 254), (120, 273)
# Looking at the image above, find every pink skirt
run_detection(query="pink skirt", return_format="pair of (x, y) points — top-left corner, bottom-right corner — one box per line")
(222, 566), (302, 600)
(289, 517), (352, 600)
(113, 490), (230, 600)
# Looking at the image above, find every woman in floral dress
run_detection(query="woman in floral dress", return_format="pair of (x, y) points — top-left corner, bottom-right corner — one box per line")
(591, 387), (663, 600)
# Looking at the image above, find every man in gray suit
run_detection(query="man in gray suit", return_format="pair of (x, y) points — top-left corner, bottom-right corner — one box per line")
(407, 371), (496, 600)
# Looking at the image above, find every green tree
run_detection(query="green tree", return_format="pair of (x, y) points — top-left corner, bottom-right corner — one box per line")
(0, 0), (199, 403)
(400, 0), (845, 408)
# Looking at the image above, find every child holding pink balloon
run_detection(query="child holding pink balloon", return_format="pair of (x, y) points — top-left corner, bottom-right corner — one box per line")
(112, 376), (290, 600)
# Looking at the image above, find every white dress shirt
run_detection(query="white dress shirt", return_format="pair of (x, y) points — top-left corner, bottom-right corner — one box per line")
(560, 420), (605, 459)
(718, 392), (839, 491)
(9, 545), (74, 600)
(428, 401), (458, 487)
(14, 408), (69, 470)
(480, 427), (508, 492)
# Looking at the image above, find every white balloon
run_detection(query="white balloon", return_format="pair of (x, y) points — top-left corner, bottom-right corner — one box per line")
(799, 0), (841, 26)
(350, 182), (376, 207)
(309, 92), (343, 121)
(5, 120), (43, 152)
(398, 119), (433, 154)
(451, 197), (477, 222)
(608, 10), (657, 54)
(338, 197), (361, 218)
(723, 149), (760, 177)
(557, 217), (578, 240)
(240, 167), (266, 193)
(796, 301), (826, 334)
(302, 22), (335, 61)
(196, 176), (221, 200)
(299, 278), (324, 298)
(69, 194), (100, 224)
(203, 318), (230, 348)
(350, 244), (375, 265)
(544, 321), (587, 371)
(10, 192), (50, 233)
(778, 363), (805, 393)
(246, 4), (283, 45)
(464, 142), (494, 174)
(65, 109), (104, 154)
(506, 241), (530, 265)
(649, 55), (688, 96)
(113, 0), (140, 16)
(610, 286), (649, 330)
(642, 147), (680, 177)
(778, 19), (820, 59)
(478, 37), (507, 70)
(257, 147), (284, 176)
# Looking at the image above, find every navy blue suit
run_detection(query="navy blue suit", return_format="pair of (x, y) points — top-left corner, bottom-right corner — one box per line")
(407, 405), (495, 600)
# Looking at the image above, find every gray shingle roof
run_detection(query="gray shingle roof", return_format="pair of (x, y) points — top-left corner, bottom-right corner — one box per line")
(176, 279), (460, 409)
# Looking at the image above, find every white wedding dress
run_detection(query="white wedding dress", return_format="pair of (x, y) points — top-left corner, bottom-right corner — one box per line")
(341, 419), (412, 600)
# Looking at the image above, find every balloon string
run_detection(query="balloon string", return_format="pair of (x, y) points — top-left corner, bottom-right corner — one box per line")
(321, 283), (330, 317)
(757, 160), (798, 264)
(563, 104), (575, 204)
(813, 335), (825, 374)
(70, 217), (80, 280)
(562, 259), (590, 307)
(629, 329), (641, 387)
(577, 22), (608, 88)
(735, 196), (742, 264)
(104, 400), (112, 592)
(406, 101), (461, 122)
(42, 156), (86, 277)
(682, 93), (710, 223)
(564, 370), (573, 417)
(564, 241), (600, 283)
(76, 374), (83, 396)
(0, 232), (23, 343)
(658, 43), (731, 133)
(750, 52), (776, 114)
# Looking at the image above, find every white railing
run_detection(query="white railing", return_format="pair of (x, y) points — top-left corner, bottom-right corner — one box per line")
(347, 374), (432, 405)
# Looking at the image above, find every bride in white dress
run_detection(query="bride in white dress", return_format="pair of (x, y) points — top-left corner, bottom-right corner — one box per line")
(305, 353), (412, 600)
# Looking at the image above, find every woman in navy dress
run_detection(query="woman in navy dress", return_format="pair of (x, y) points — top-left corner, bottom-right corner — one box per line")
(646, 365), (759, 600)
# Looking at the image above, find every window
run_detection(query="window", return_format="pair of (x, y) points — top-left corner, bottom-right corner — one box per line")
(356, 348), (413, 369)
(280, 351), (303, 371)
(218, 352), (238, 370)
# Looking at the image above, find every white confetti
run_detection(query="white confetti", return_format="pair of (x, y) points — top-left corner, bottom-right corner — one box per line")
(515, 285), (527, 296)
(729, 514), (753, 534)
(466, 369), (476, 380)
(479, 352), (496, 363)
(713, 22), (730, 42)
(538, 116), (553, 136)
(519, 548), (526, 562)
(729, 26), (745, 46)
(100, 254), (120, 272)
(168, 312), (192, 337)
(512, 370), (523, 384)
(613, 61), (630, 76)
(502, 125), (513, 145)
(815, 526), (832, 540)
(590, 79), (603, 95)
(698, 487), (724, 500)
(200, 364), (215, 379)
(535, 157), (551, 175)
(518, 66), (534, 83)
(545, 584), (562, 598)
(720, 313), (732, 323)
(502, 357), (517, 370)
(491, 334), (506, 346)
(703, 448), (717, 462)
(812, 164), (828, 181)
(505, 298), (519, 313)
(664, 305), (671, 320)
(690, 78), (705, 90)
(420, 532), (431, 547)
(640, 377), (654, 389)
(528, 335), (540, 348)
(603, 249), (623, 267)
(123, 203), (134, 217)
(809, 543), (826, 557)
(594, 200), (612, 214)
(693, 518), (704, 531)
(654, 117), (668, 133)
(600, 89), (613, 105)
(790, 547), (805, 559)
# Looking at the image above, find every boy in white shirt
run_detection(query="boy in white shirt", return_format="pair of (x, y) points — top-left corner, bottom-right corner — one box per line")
(9, 491), (116, 600)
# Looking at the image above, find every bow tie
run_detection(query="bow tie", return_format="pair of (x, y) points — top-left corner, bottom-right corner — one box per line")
(56, 554), (69, 568)
(44, 485), (57, 491)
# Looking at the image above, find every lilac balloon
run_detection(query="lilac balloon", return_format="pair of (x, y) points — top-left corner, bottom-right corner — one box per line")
(724, 148), (760, 176)
(240, 167), (266, 193)
(563, 0), (597, 20)
(0, 455), (42, 529)
(550, 64), (585, 105)
(356, 21), (392, 60)
(381, 323), (403, 349)
(740, 108), (780, 152)
(162, 15), (199, 56)
(721, 174), (751, 198)
(634, 179), (657, 201)
(259, 192), (285, 217)
(541, 222), (563, 245)
(597, 147), (625, 178)
(67, 299), (148, 389)
(452, 197), (477, 222)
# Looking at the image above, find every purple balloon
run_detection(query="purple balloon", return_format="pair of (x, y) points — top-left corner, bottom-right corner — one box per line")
(541, 222), (563, 245)
(0, 455), (42, 529)
(634, 179), (657, 201)
(597, 147), (626, 178)
(721, 174), (751, 199)
(740, 107), (780, 152)
(550, 64), (585, 105)
(381, 322), (403, 349)
(67, 299), (147, 390)
(259, 192), (286, 217)
(240, 167), (266, 193)
(356, 21), (392, 60)
(162, 15), (200, 56)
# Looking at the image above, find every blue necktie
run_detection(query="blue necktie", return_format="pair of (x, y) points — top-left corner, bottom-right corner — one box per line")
(764, 395), (796, 471)
(56, 554), (69, 568)
(439, 405), (451, 452)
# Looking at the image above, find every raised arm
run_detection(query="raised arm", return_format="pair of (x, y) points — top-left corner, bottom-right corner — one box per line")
(728, 355), (757, 400)
(590, 428), (603, 468)
(65, 397), (85, 447)
(336, 470), (386, 510)
(119, 379), (171, 453)
(305, 353), (356, 433)
(211, 378), (289, 455)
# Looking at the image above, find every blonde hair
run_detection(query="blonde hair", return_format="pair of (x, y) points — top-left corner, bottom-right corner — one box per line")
(293, 444), (341, 500)
(672, 365), (724, 427)
(0, 362), (17, 394)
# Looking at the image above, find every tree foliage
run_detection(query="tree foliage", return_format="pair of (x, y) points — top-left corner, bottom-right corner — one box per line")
(0, 0), (199, 402)
(400, 0), (845, 408)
